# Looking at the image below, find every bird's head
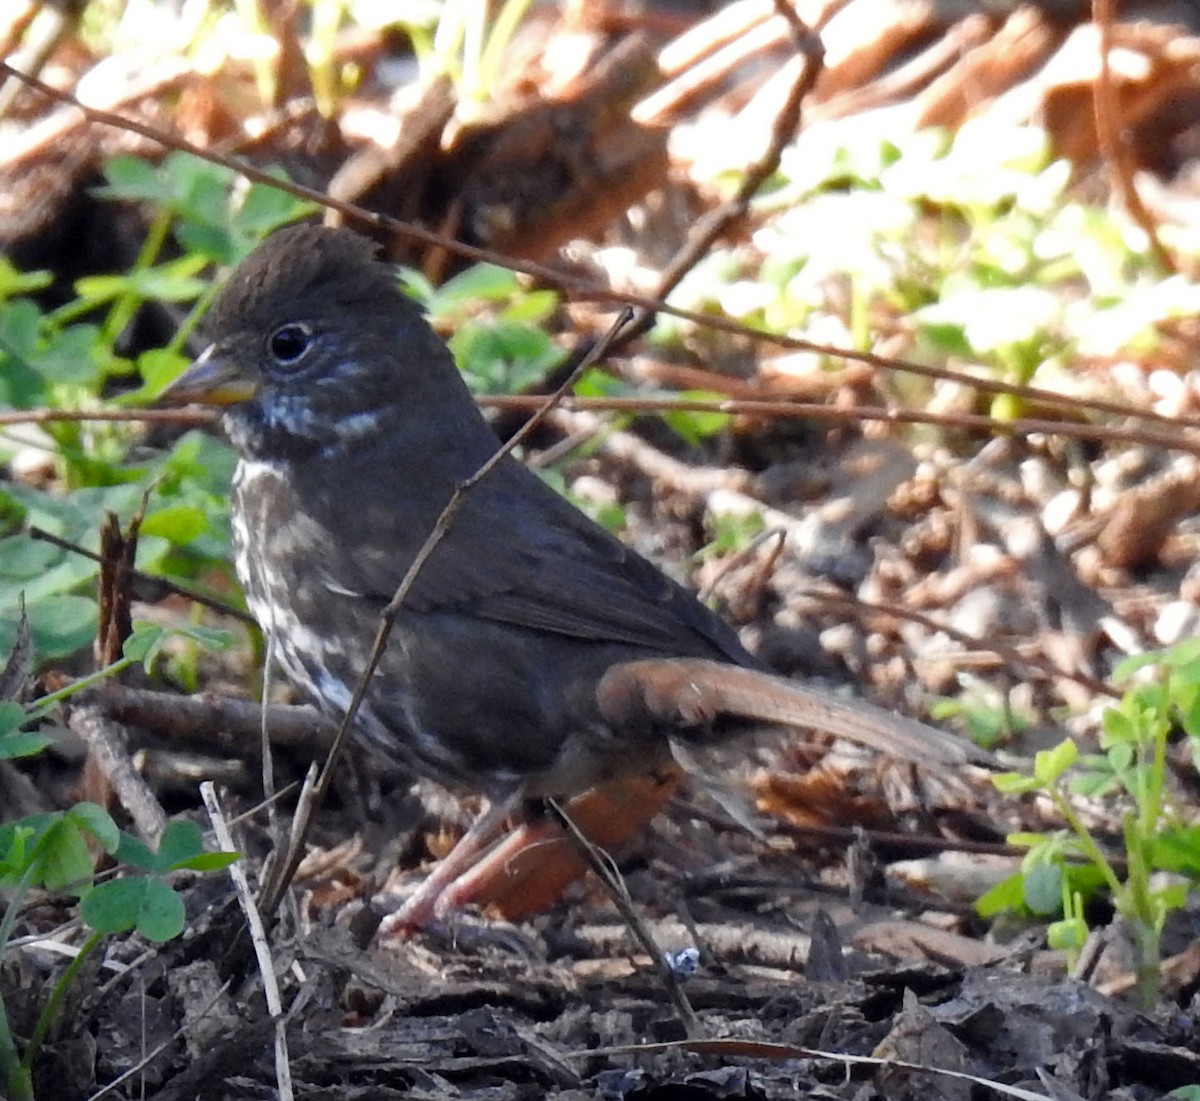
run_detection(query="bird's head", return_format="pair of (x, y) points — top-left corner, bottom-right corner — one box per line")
(161, 224), (476, 461)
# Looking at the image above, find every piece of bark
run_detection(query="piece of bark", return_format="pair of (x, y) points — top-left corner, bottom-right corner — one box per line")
(852, 919), (1011, 967)
(873, 988), (974, 1101)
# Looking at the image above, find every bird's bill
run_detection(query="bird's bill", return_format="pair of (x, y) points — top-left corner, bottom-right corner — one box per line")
(158, 346), (258, 406)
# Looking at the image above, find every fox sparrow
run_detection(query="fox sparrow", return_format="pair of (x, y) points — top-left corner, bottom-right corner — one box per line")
(163, 224), (979, 929)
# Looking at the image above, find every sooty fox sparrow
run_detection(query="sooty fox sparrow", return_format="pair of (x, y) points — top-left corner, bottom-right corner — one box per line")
(163, 224), (980, 930)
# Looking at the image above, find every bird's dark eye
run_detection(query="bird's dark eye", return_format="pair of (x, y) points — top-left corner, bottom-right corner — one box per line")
(268, 323), (313, 366)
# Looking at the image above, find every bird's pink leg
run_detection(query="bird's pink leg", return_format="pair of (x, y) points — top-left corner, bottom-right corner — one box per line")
(378, 791), (525, 937)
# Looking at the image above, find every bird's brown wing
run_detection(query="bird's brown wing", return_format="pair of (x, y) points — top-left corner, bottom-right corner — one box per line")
(327, 456), (757, 665)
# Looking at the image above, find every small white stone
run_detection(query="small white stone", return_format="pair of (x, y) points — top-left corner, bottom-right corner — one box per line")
(1154, 601), (1200, 646)
(1042, 489), (1082, 536)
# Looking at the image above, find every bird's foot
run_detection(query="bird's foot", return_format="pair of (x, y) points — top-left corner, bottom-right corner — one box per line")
(375, 812), (567, 939)
(376, 871), (544, 958)
(375, 791), (526, 940)
(377, 773), (681, 939)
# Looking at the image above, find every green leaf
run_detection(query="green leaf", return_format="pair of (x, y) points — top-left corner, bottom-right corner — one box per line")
(974, 872), (1026, 917)
(95, 155), (172, 202)
(1163, 638), (1200, 671)
(1101, 705), (1137, 746)
(168, 153), (236, 226)
(1021, 860), (1063, 915)
(174, 222), (234, 264)
(664, 391), (732, 446)
(698, 510), (765, 560)
(136, 347), (190, 393)
(1112, 650), (1166, 681)
(0, 258), (53, 300)
(1006, 831), (1051, 849)
(232, 183), (316, 238)
(1062, 862), (1107, 900)
(81, 876), (186, 941)
(1106, 741), (1134, 773)
(1153, 882), (1189, 914)
(67, 802), (120, 854)
(24, 594), (98, 660)
(75, 258), (208, 310)
(155, 820), (206, 870)
(0, 534), (61, 579)
(499, 289), (558, 325)
(1178, 691), (1200, 741)
(36, 817), (93, 893)
(38, 324), (103, 385)
(914, 320), (973, 358)
(0, 298), (43, 360)
(991, 772), (1042, 795)
(70, 274), (128, 309)
(81, 877), (142, 933)
(573, 367), (630, 399)
(451, 320), (558, 394)
(1047, 915), (1088, 951)
(121, 622), (233, 672)
(1070, 767), (1121, 799)
(115, 819), (236, 875)
(0, 700), (27, 743)
(180, 850), (240, 872)
(139, 504), (209, 545)
(134, 878), (188, 941)
(0, 730), (51, 759)
(175, 624), (233, 651)
(156, 430), (238, 495)
(435, 263), (522, 308)
(0, 700), (29, 737)
(131, 258), (210, 302)
(1033, 739), (1078, 785)
(0, 299), (48, 406)
(0, 821), (35, 878)
(79, 877), (139, 930)
(122, 623), (167, 668)
(398, 268), (437, 307)
(3, 550), (98, 607)
(1149, 826), (1200, 879)
(115, 831), (159, 872)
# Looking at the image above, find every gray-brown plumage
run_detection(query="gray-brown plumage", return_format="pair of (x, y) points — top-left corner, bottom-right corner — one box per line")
(163, 224), (981, 926)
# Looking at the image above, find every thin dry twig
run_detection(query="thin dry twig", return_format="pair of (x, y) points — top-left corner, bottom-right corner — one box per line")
(261, 760), (319, 909)
(200, 781), (293, 1101)
(0, 408), (215, 426)
(27, 526), (256, 626)
(3, 395), (1196, 454)
(3, 394), (1196, 455)
(94, 685), (331, 750)
(480, 394), (1195, 455)
(547, 795), (702, 1039)
(68, 704), (167, 842)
